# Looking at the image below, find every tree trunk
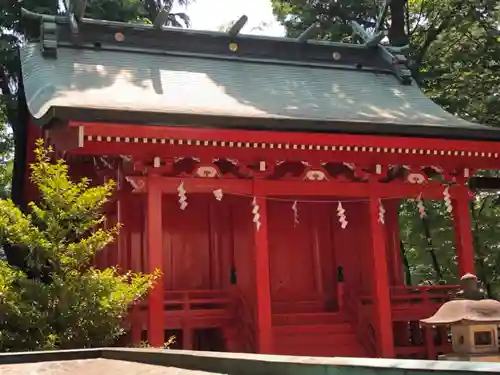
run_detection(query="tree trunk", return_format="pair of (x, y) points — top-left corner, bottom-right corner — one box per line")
(388, 0), (409, 46)
(400, 240), (412, 285)
(470, 199), (493, 298)
(421, 216), (443, 282)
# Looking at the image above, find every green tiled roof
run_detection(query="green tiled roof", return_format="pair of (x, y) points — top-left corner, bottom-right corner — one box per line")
(20, 42), (489, 134)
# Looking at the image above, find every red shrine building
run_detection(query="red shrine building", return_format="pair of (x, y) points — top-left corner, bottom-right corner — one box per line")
(16, 10), (500, 359)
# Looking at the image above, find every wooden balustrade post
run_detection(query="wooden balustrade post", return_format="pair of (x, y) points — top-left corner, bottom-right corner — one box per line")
(182, 293), (193, 350)
(424, 326), (436, 360)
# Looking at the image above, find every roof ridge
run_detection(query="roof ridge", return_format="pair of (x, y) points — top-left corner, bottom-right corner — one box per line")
(21, 7), (411, 84)
(52, 41), (395, 75)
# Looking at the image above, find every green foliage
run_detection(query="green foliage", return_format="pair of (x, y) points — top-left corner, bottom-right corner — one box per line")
(0, 140), (158, 351)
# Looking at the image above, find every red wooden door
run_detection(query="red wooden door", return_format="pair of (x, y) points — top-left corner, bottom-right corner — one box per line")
(162, 195), (231, 291)
(268, 200), (319, 312)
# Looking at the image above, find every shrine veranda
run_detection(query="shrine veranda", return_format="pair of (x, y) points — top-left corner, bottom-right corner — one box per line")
(15, 9), (500, 359)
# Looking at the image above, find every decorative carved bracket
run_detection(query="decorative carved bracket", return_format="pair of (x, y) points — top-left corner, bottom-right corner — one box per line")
(125, 176), (146, 193)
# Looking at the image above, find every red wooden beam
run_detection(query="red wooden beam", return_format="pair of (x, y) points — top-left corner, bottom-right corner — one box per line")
(125, 176), (467, 200)
(68, 123), (500, 170)
(73, 141), (496, 169)
(72, 121), (500, 155)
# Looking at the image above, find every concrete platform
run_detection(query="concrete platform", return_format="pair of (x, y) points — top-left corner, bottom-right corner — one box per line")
(0, 358), (219, 375)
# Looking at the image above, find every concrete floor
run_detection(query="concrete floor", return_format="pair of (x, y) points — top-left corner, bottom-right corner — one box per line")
(0, 358), (225, 375)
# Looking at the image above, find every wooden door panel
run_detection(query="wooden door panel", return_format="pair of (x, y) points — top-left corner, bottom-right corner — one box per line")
(268, 201), (316, 302)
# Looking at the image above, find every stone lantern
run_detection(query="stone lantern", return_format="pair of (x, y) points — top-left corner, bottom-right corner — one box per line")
(420, 274), (500, 362)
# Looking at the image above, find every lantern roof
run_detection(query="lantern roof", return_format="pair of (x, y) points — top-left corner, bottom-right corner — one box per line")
(421, 299), (500, 326)
(18, 9), (500, 140)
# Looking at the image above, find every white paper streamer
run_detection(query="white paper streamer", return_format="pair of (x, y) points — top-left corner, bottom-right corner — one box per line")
(378, 199), (385, 225)
(252, 197), (261, 231)
(177, 182), (188, 210)
(416, 194), (426, 218)
(213, 189), (224, 201)
(337, 202), (348, 229)
(443, 187), (453, 214)
(292, 201), (299, 226)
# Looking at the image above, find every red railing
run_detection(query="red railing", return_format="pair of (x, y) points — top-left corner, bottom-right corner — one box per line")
(390, 285), (459, 306)
(230, 287), (256, 352)
(343, 284), (458, 359)
(342, 282), (377, 357)
(136, 289), (230, 311)
(130, 289), (232, 330)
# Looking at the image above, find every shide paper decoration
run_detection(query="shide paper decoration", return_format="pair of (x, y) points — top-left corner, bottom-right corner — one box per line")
(213, 189), (224, 201)
(170, 184), (457, 231)
(292, 201), (299, 226)
(337, 202), (348, 229)
(252, 197), (261, 231)
(416, 194), (426, 218)
(443, 187), (453, 214)
(177, 182), (188, 210)
(378, 199), (385, 225)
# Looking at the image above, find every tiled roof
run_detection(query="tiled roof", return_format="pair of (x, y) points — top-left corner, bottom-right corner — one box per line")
(20, 42), (495, 138)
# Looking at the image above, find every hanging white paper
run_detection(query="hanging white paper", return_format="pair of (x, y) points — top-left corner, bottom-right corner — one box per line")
(252, 197), (261, 231)
(337, 202), (348, 229)
(177, 182), (188, 210)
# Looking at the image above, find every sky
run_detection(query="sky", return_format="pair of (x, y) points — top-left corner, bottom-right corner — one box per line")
(171, 0), (286, 36)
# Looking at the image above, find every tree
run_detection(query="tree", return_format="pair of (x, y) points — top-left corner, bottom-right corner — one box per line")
(0, 0), (194, 202)
(271, 0), (500, 293)
(0, 140), (158, 351)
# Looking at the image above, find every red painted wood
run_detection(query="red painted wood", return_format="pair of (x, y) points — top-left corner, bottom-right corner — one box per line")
(452, 190), (476, 276)
(74, 122), (500, 155)
(76, 140), (500, 170)
(268, 201), (335, 313)
(146, 174), (165, 347)
(57, 121), (485, 358)
(368, 186), (394, 358)
(162, 194), (217, 290)
(149, 176), (457, 200)
(230, 195), (257, 320)
(253, 196), (273, 354)
(129, 195), (144, 344)
(385, 199), (404, 286)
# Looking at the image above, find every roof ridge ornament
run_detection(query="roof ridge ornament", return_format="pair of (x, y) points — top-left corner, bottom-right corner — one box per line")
(40, 19), (58, 58)
(153, 6), (170, 29)
(297, 22), (321, 43)
(227, 15), (248, 37)
(350, 0), (411, 85)
(64, 0), (87, 35)
(351, 21), (411, 85)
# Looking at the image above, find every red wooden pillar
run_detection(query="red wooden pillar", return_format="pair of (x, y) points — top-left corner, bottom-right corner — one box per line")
(368, 188), (394, 358)
(452, 187), (475, 276)
(130, 197), (143, 345)
(146, 174), (164, 347)
(116, 164), (129, 272)
(253, 195), (273, 354)
(117, 194), (130, 272)
(385, 199), (403, 286)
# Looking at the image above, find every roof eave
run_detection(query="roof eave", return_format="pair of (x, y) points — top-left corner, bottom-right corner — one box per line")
(32, 107), (500, 142)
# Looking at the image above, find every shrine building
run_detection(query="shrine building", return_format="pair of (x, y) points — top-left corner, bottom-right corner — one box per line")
(15, 9), (500, 359)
